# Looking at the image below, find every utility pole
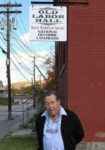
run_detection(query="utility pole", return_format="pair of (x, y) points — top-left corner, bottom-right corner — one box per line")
(7, 6), (12, 120)
(33, 56), (36, 108)
(39, 75), (41, 89)
(0, 3), (22, 120)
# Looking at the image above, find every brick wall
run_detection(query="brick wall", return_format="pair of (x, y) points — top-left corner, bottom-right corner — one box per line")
(68, 0), (105, 141)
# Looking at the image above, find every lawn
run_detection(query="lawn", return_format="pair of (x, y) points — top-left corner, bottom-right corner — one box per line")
(0, 137), (38, 150)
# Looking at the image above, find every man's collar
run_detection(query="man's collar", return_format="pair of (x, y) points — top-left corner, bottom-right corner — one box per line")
(41, 106), (67, 117)
(41, 110), (47, 117)
(60, 107), (67, 116)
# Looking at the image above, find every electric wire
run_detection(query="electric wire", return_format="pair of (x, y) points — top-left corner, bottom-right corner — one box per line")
(11, 50), (32, 75)
(11, 32), (48, 65)
(18, 13), (27, 33)
(11, 49), (32, 73)
(11, 31), (40, 57)
(10, 45), (32, 72)
(11, 58), (32, 83)
(11, 31), (53, 61)
(11, 34), (33, 57)
(0, 0), (55, 87)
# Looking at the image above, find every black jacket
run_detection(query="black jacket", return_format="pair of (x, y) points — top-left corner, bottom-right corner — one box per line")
(36, 108), (84, 150)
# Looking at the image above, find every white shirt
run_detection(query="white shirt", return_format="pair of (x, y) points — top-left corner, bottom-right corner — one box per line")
(42, 107), (67, 150)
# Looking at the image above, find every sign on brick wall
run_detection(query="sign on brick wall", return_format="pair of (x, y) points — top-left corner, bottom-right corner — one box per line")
(29, 6), (67, 41)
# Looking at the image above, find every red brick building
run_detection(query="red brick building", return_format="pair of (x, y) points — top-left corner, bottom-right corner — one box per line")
(55, 0), (105, 141)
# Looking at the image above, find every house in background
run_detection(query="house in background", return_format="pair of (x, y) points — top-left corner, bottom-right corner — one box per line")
(0, 81), (8, 98)
(55, 0), (105, 143)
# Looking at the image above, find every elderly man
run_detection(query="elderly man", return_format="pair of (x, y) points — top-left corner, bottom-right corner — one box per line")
(36, 91), (84, 150)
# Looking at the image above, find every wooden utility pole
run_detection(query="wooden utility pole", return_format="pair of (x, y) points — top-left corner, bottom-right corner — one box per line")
(0, 3), (22, 120)
(39, 75), (41, 89)
(33, 56), (36, 108)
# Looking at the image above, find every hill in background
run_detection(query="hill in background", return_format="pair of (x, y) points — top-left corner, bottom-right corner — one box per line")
(11, 81), (32, 89)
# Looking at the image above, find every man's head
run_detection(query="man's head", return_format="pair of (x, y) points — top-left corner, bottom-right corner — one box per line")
(44, 91), (60, 118)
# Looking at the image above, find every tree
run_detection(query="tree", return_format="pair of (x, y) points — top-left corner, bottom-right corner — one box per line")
(41, 49), (55, 90)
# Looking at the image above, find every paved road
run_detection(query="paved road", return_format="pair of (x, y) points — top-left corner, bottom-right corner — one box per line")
(0, 102), (33, 122)
(0, 103), (36, 138)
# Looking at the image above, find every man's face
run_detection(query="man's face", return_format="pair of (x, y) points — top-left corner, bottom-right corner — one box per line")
(44, 94), (60, 117)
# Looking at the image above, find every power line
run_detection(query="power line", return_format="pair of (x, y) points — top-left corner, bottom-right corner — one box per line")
(11, 32), (34, 57)
(11, 58), (32, 83)
(10, 45), (33, 73)
(18, 13), (27, 33)
(11, 31), (53, 61)
(11, 50), (33, 75)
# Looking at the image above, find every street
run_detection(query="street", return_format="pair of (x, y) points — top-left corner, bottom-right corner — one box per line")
(0, 101), (33, 121)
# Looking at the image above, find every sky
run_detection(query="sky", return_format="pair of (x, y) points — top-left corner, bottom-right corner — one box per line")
(0, 0), (54, 85)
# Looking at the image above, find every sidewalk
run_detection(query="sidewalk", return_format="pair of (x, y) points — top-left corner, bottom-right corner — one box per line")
(10, 128), (34, 138)
(0, 107), (36, 139)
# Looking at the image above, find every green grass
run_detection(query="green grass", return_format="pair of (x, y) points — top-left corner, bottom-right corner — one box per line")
(0, 137), (38, 150)
(0, 97), (8, 105)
